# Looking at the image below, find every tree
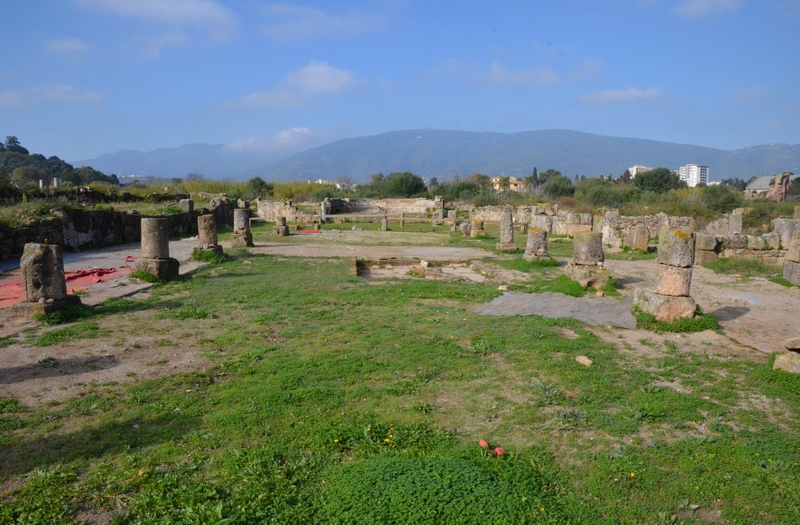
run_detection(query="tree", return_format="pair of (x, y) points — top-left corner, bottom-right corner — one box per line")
(245, 176), (272, 198)
(186, 173), (205, 182)
(11, 166), (46, 186)
(538, 168), (562, 184)
(428, 177), (439, 188)
(4, 136), (29, 155)
(633, 168), (686, 194)
(498, 176), (511, 191)
(719, 178), (749, 191)
(467, 173), (492, 193)
(542, 175), (575, 199)
(382, 171), (426, 197)
(619, 170), (632, 184)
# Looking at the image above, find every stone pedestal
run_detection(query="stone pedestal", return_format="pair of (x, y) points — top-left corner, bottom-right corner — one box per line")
(564, 264), (610, 290)
(137, 217), (180, 280)
(496, 211), (516, 251)
(381, 218), (388, 231)
(631, 224), (649, 251)
(657, 228), (695, 267)
(231, 209), (254, 247)
(179, 199), (194, 214)
(272, 216), (289, 237)
(447, 210), (457, 225)
(572, 232), (604, 265)
(523, 230), (548, 261)
(654, 265), (693, 296)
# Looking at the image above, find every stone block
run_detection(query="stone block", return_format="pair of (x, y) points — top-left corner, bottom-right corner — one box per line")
(747, 235), (766, 250)
(7, 296), (81, 318)
(566, 212), (581, 225)
(784, 260), (800, 286)
(179, 199), (194, 214)
(773, 352), (800, 374)
(786, 232), (800, 263)
(785, 337), (800, 351)
(695, 232), (719, 251)
(631, 223), (650, 251)
(764, 231), (781, 250)
(530, 215), (553, 233)
(272, 225), (289, 236)
(471, 219), (484, 231)
(694, 249), (719, 265)
(231, 232), (253, 247)
(729, 210), (743, 234)
(795, 206), (800, 221)
(495, 243), (517, 252)
(657, 228), (695, 268)
(459, 221), (472, 236)
(564, 263), (610, 290)
(633, 289), (696, 323)
(381, 218), (388, 231)
(654, 265), (693, 297)
(771, 219), (800, 248)
(21, 243), (67, 303)
(141, 218), (170, 259)
(134, 257), (180, 281)
(572, 232), (604, 265)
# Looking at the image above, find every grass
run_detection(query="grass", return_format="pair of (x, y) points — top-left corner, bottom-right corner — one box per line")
(632, 307), (720, 333)
(605, 246), (658, 261)
(703, 257), (783, 279)
(1, 253), (799, 524)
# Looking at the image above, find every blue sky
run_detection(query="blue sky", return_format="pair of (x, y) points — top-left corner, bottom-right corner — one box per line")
(1, 0), (799, 162)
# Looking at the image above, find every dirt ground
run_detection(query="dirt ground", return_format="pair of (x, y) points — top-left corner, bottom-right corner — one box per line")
(1, 231), (797, 407)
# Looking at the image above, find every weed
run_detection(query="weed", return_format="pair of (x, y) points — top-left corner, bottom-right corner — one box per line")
(129, 269), (161, 283)
(35, 356), (59, 368)
(32, 321), (103, 347)
(34, 303), (93, 325)
(633, 307), (719, 333)
(191, 249), (228, 264)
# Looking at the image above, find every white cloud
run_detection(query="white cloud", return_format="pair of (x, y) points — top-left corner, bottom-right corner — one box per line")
(263, 4), (384, 43)
(0, 84), (102, 108)
(478, 62), (558, 87)
(732, 86), (769, 102)
(673, 0), (744, 16)
(77, 0), (237, 39)
(223, 61), (360, 109)
(225, 127), (331, 152)
(581, 87), (664, 104)
(45, 38), (90, 56)
(570, 59), (601, 81)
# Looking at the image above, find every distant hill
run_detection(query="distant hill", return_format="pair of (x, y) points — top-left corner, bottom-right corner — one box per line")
(75, 130), (800, 182)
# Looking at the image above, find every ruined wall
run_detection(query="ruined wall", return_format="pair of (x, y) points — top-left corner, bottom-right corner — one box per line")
(325, 197), (442, 216)
(695, 232), (786, 266)
(0, 209), (194, 262)
(255, 200), (318, 222)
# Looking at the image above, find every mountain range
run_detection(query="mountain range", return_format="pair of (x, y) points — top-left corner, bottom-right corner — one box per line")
(74, 129), (800, 183)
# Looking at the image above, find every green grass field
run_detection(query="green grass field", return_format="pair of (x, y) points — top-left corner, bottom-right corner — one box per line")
(1, 251), (799, 524)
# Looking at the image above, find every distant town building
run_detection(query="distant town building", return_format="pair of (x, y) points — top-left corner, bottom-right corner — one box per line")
(491, 176), (525, 192)
(628, 165), (654, 179)
(678, 164), (709, 187)
(744, 173), (798, 200)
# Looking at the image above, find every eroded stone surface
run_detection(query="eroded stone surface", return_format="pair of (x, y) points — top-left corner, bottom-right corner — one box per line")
(523, 230), (548, 261)
(499, 211), (514, 245)
(198, 215), (218, 245)
(654, 265), (693, 297)
(631, 223), (649, 251)
(773, 352), (800, 374)
(134, 257), (180, 281)
(657, 228), (695, 267)
(784, 260), (800, 286)
(564, 263), (610, 289)
(21, 243), (67, 303)
(786, 231), (800, 263)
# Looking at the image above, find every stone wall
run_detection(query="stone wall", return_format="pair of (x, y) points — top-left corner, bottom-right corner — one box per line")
(695, 232), (786, 266)
(326, 197), (442, 216)
(0, 209), (194, 262)
(772, 219), (800, 249)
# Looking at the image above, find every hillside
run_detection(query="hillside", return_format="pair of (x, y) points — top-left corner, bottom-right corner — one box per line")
(75, 130), (800, 182)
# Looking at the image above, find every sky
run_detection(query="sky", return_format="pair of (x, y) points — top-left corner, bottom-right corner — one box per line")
(1, 0), (799, 163)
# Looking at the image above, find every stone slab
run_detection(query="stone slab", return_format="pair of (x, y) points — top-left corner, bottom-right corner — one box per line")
(633, 288), (696, 323)
(475, 291), (636, 329)
(785, 337), (800, 351)
(784, 260), (800, 286)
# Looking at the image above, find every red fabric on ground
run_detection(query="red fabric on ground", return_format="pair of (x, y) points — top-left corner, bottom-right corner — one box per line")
(0, 266), (133, 310)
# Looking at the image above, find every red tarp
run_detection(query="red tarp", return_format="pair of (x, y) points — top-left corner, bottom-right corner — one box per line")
(0, 265), (134, 310)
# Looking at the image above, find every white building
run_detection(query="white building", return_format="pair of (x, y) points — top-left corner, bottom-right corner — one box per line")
(678, 164), (709, 187)
(628, 165), (653, 178)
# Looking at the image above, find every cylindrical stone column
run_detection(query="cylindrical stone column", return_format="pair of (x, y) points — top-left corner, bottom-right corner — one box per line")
(234, 208), (250, 234)
(276, 216), (287, 227)
(141, 218), (170, 259)
(654, 265), (693, 296)
(525, 230), (548, 259)
(381, 218), (388, 231)
(657, 228), (695, 267)
(572, 232), (604, 265)
(21, 243), (67, 302)
(500, 212), (514, 245)
(438, 209), (445, 221)
(198, 214), (218, 245)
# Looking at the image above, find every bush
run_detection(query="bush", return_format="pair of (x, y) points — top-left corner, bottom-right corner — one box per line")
(542, 176), (575, 199)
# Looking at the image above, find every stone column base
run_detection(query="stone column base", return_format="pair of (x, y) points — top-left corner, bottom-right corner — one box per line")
(495, 243), (517, 252)
(8, 295), (82, 318)
(564, 263), (609, 289)
(135, 257), (180, 280)
(272, 226), (289, 236)
(523, 253), (550, 262)
(231, 233), (254, 247)
(633, 289), (695, 323)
